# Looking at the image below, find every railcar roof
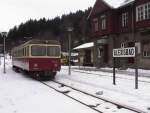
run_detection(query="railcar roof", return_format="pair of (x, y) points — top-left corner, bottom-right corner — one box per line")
(12, 39), (60, 51)
(25, 39), (60, 45)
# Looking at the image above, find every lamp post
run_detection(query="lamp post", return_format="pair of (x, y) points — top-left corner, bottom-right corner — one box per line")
(1, 32), (7, 74)
(67, 27), (73, 75)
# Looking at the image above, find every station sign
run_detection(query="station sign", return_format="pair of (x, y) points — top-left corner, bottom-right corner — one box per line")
(113, 47), (135, 57)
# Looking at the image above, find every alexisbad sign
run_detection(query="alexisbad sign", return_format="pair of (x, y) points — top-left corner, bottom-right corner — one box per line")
(113, 47), (135, 57)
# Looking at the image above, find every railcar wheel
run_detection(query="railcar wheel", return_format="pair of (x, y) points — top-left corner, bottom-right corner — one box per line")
(50, 72), (56, 79)
(30, 72), (41, 80)
(12, 66), (20, 73)
(42, 72), (57, 80)
(52, 72), (56, 77)
(22, 70), (29, 75)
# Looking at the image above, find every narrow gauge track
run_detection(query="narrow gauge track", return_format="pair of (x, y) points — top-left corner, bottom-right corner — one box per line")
(53, 80), (147, 113)
(68, 68), (150, 84)
(40, 81), (103, 113)
(40, 80), (147, 113)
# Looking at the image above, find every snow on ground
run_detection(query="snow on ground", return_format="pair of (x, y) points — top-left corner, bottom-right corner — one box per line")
(1, 56), (150, 113)
(55, 66), (150, 113)
(0, 57), (98, 113)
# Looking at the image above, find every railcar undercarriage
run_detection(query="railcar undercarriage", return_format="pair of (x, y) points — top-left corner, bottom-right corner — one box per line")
(12, 66), (56, 80)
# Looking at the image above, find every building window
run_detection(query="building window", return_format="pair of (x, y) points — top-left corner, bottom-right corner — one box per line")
(93, 18), (99, 32)
(121, 43), (125, 48)
(143, 51), (150, 57)
(97, 47), (102, 58)
(122, 12), (128, 27)
(145, 5), (148, 19)
(143, 42), (150, 58)
(136, 2), (150, 21)
(101, 15), (106, 30)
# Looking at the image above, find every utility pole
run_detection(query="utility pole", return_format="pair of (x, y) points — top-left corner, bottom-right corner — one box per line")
(67, 27), (73, 75)
(4, 34), (6, 73)
(1, 32), (7, 74)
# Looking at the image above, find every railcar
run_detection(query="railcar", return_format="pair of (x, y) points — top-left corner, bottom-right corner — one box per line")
(11, 39), (61, 79)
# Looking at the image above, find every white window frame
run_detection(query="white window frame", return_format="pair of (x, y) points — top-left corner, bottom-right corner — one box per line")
(101, 15), (106, 30)
(136, 2), (150, 21)
(122, 12), (128, 27)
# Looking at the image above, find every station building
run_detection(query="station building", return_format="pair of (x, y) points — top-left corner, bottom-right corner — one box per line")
(88, 0), (150, 69)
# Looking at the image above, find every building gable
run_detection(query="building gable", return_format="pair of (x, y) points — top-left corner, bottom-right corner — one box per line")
(88, 0), (112, 19)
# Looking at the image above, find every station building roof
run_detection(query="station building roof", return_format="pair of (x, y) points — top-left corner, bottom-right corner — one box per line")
(102, 0), (134, 9)
(73, 42), (94, 50)
(88, 0), (135, 19)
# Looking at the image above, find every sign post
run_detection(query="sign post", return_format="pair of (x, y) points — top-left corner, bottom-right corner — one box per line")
(113, 58), (116, 85)
(113, 47), (137, 88)
(135, 47), (138, 89)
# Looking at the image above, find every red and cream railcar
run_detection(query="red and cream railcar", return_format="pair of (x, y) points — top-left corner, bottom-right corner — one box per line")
(11, 40), (61, 79)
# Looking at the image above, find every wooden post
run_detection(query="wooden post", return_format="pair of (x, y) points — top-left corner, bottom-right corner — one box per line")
(135, 47), (138, 89)
(113, 58), (116, 85)
(68, 32), (71, 75)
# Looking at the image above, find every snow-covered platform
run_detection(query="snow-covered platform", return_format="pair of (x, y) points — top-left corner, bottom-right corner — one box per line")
(56, 66), (150, 113)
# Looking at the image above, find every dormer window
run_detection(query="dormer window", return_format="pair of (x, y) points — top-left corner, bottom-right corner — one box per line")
(122, 12), (128, 27)
(101, 15), (106, 30)
(136, 2), (150, 21)
(93, 18), (99, 32)
(121, 43), (125, 48)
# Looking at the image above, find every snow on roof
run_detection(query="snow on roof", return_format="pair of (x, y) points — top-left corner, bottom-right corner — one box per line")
(119, 0), (135, 8)
(103, 0), (134, 9)
(73, 42), (94, 50)
(88, 0), (135, 19)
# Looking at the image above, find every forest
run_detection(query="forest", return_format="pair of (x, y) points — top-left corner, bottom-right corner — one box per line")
(0, 7), (92, 52)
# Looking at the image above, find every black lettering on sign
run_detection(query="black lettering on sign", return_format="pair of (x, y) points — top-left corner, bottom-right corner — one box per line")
(129, 48), (134, 55)
(113, 47), (135, 57)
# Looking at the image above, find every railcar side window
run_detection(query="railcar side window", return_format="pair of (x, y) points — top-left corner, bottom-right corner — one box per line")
(23, 48), (25, 56)
(27, 46), (29, 56)
(31, 45), (46, 56)
(47, 46), (60, 56)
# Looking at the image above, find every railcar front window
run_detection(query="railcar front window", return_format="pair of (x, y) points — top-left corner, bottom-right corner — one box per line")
(47, 46), (60, 57)
(31, 46), (46, 56)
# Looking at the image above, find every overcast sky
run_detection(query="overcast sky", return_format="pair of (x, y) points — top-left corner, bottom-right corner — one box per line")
(0, 0), (95, 32)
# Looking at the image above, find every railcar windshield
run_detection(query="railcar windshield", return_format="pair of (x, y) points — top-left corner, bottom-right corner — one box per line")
(31, 45), (60, 57)
(47, 46), (60, 56)
(31, 46), (46, 56)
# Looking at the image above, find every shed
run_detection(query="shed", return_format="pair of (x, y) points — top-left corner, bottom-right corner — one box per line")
(74, 42), (94, 66)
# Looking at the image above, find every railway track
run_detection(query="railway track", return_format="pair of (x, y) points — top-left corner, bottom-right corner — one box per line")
(69, 68), (150, 84)
(40, 80), (147, 113)
(40, 81), (103, 113)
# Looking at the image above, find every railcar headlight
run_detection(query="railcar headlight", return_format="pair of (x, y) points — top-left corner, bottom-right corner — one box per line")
(34, 63), (38, 67)
(54, 64), (58, 67)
